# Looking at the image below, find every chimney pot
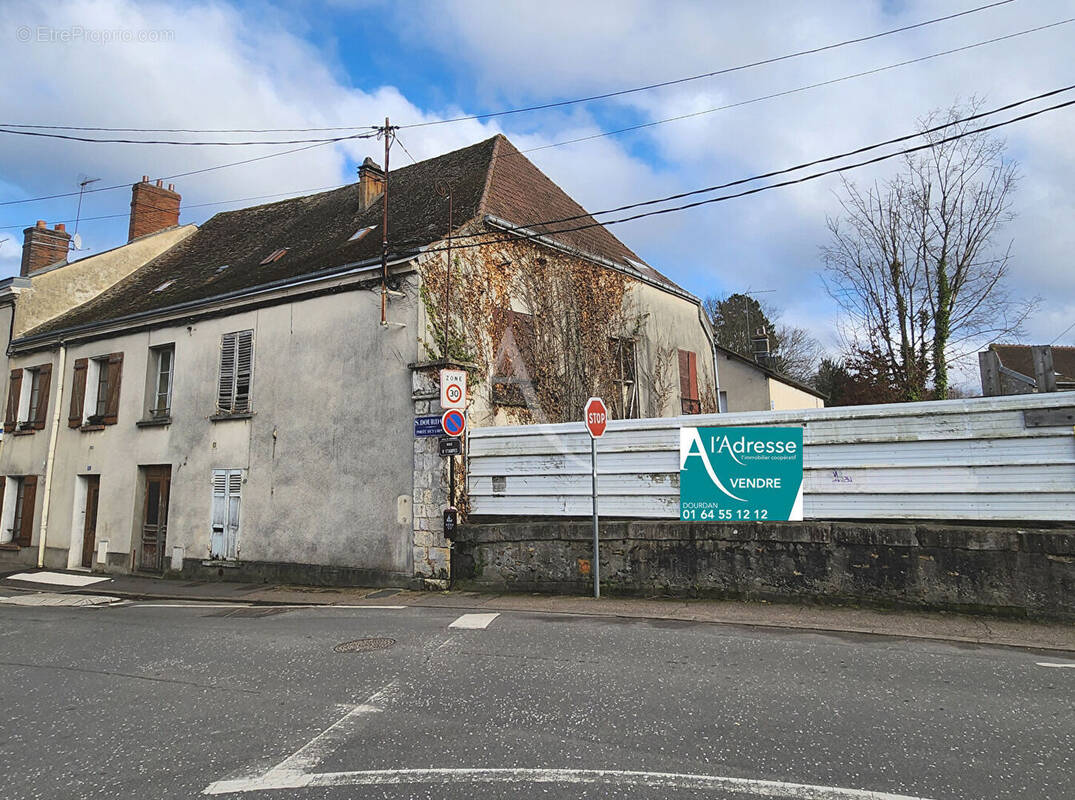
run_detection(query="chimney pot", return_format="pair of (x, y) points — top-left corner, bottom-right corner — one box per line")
(36, 220), (46, 229)
(142, 175), (149, 182)
(54, 223), (66, 232)
(128, 177), (181, 241)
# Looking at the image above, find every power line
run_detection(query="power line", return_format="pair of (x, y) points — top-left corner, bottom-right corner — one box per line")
(511, 19), (1075, 158)
(396, 0), (1020, 129)
(410, 98), (1075, 257)
(1050, 319), (1075, 345)
(0, 0), (1018, 136)
(0, 128), (377, 146)
(432, 86), (1075, 244)
(0, 137), (366, 208)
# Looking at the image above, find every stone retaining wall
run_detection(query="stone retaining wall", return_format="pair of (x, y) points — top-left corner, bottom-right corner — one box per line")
(451, 520), (1075, 619)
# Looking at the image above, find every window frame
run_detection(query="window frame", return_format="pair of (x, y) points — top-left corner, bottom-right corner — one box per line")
(147, 344), (175, 419)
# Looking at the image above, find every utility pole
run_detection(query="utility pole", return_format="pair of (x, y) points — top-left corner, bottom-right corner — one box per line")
(378, 117), (398, 326)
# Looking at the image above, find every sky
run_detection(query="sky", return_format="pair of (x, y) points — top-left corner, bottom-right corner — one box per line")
(1, 0), (1072, 388)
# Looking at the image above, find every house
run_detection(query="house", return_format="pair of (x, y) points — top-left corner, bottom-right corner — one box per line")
(979, 344), (1075, 395)
(714, 345), (825, 411)
(0, 134), (720, 585)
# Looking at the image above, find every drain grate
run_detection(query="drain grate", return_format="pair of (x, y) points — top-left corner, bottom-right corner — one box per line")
(334, 637), (395, 653)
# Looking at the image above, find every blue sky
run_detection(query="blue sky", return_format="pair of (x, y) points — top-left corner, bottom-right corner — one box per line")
(1, 0), (1073, 384)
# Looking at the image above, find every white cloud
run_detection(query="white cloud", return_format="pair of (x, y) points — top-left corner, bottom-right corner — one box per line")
(1, 0), (1072, 376)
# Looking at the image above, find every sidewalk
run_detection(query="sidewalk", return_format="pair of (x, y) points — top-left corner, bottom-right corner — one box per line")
(3, 568), (1073, 652)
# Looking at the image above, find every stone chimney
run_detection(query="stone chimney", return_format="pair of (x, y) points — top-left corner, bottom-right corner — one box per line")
(128, 176), (181, 241)
(358, 157), (385, 210)
(21, 221), (71, 276)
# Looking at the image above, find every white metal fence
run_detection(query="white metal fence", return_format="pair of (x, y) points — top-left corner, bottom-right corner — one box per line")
(467, 393), (1075, 521)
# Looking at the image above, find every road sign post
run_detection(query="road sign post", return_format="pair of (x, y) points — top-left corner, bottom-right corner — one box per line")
(441, 408), (466, 514)
(584, 397), (608, 599)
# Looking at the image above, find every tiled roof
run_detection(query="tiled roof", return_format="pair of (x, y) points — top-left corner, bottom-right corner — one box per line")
(991, 344), (1075, 383)
(23, 135), (683, 339)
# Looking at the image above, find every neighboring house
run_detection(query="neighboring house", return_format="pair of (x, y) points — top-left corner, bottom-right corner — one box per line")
(979, 344), (1075, 396)
(0, 135), (720, 584)
(714, 345), (826, 412)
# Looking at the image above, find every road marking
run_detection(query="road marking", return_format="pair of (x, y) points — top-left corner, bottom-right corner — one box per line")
(5, 571), (109, 587)
(0, 593), (119, 607)
(1036, 662), (1075, 668)
(124, 603), (406, 610)
(204, 767), (936, 798)
(449, 612), (499, 629)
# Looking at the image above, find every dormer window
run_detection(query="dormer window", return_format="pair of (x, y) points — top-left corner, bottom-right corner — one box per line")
(259, 248), (288, 265)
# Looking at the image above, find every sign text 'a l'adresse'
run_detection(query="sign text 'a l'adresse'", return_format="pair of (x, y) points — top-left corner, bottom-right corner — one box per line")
(679, 426), (803, 521)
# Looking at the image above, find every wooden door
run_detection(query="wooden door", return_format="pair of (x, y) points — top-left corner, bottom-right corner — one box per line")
(140, 466), (171, 572)
(80, 476), (100, 569)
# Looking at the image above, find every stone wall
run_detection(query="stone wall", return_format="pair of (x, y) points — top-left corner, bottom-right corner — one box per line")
(452, 519), (1075, 619)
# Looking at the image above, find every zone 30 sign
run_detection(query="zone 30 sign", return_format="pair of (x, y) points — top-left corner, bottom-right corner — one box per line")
(679, 426), (804, 522)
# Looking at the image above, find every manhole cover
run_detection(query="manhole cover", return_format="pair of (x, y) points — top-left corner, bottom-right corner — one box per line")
(334, 637), (395, 653)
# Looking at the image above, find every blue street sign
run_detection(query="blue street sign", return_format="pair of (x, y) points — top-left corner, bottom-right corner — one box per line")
(414, 415), (444, 437)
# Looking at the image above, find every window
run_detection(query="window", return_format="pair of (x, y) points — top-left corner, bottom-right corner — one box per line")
(69, 354), (123, 428)
(5, 364), (52, 434)
(1, 475), (37, 547)
(718, 390), (728, 414)
(210, 469), (242, 560)
(678, 349), (700, 415)
(216, 331), (253, 415)
(147, 345), (175, 418)
(611, 337), (639, 419)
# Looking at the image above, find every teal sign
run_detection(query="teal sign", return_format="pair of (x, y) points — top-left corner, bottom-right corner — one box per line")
(679, 426), (803, 521)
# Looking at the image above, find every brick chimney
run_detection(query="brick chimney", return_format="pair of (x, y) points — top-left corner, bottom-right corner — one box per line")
(358, 157), (385, 210)
(128, 176), (181, 241)
(21, 221), (71, 276)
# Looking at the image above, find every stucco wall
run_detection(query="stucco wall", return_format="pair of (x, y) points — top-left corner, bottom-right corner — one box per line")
(13, 225), (196, 338)
(0, 279), (418, 579)
(716, 351), (772, 412)
(768, 377), (824, 410)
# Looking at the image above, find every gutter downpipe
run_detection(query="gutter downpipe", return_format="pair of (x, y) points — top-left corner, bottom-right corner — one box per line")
(37, 342), (66, 568)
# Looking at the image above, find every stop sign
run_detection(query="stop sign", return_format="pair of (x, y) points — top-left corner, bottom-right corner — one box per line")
(584, 396), (608, 438)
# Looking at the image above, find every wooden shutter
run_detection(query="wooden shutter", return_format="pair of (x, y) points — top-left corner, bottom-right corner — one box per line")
(103, 353), (123, 425)
(678, 349), (698, 414)
(15, 475), (37, 547)
(69, 358), (88, 428)
(234, 331), (253, 413)
(217, 332), (237, 412)
(33, 364), (52, 430)
(0, 479), (6, 536)
(5, 369), (22, 433)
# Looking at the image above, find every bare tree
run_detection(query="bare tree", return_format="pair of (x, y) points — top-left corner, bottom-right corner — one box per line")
(822, 99), (1035, 400)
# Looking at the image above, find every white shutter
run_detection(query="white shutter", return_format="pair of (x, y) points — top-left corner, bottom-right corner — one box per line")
(210, 469), (242, 560)
(217, 333), (237, 412)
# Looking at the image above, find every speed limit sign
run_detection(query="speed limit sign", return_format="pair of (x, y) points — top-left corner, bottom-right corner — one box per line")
(440, 369), (466, 410)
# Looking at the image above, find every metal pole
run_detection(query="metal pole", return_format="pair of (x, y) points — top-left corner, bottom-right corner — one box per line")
(591, 436), (599, 599)
(449, 453), (455, 509)
(380, 117), (391, 325)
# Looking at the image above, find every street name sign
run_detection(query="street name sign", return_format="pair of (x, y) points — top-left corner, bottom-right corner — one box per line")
(679, 426), (803, 521)
(440, 369), (467, 410)
(414, 415), (444, 437)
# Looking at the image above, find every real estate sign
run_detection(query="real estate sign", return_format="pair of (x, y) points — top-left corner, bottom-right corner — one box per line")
(679, 426), (804, 522)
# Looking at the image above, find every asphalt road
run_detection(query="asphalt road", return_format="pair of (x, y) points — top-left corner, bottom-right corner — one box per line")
(0, 597), (1071, 800)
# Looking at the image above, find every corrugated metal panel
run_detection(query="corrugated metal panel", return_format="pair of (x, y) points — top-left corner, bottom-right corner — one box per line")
(467, 393), (1075, 521)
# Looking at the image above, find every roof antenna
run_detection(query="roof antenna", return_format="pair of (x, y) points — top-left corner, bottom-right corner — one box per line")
(72, 175), (100, 250)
